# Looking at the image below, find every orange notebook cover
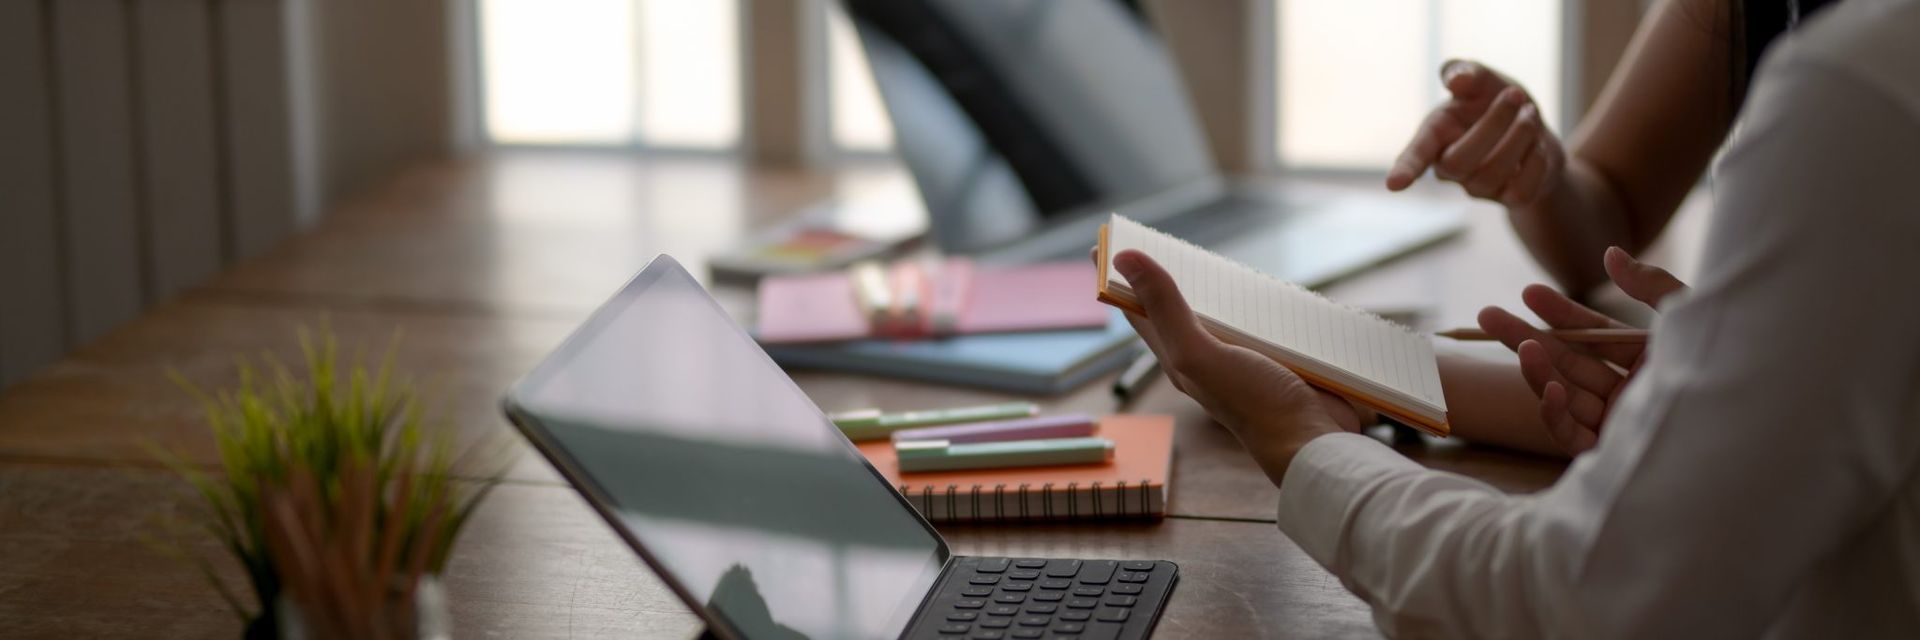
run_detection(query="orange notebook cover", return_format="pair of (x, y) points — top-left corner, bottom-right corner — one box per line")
(856, 415), (1174, 522)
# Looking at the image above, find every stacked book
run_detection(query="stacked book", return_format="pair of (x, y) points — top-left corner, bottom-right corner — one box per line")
(753, 258), (1139, 395)
(832, 403), (1174, 522)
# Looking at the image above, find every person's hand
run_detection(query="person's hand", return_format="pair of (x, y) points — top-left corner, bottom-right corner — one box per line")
(1387, 60), (1566, 208)
(1106, 249), (1362, 486)
(1476, 247), (1688, 455)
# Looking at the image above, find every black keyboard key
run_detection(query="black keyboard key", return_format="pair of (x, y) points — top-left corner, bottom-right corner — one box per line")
(1025, 603), (1058, 614)
(1053, 622), (1086, 634)
(970, 575), (1003, 585)
(1011, 629), (1044, 639)
(1082, 622), (1123, 640)
(981, 617), (1013, 628)
(1102, 595), (1137, 608)
(976, 558), (1011, 574)
(949, 612), (980, 621)
(1115, 572), (1149, 583)
(1096, 608), (1130, 623)
(938, 623), (970, 634)
(1007, 569), (1041, 580)
(1030, 591), (1065, 602)
(963, 586), (993, 597)
(972, 631), (1004, 640)
(1001, 582), (1033, 592)
(993, 593), (1027, 604)
(1071, 586), (1103, 597)
(1044, 560), (1082, 578)
(1013, 559), (1047, 569)
(1038, 578), (1071, 590)
(987, 604), (1020, 616)
(1120, 561), (1156, 572)
(1065, 598), (1098, 609)
(1074, 560), (1117, 585)
(1109, 583), (1142, 595)
(1017, 616), (1051, 627)
(956, 599), (986, 609)
(1059, 610), (1091, 622)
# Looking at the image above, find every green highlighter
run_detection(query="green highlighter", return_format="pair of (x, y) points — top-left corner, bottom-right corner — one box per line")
(829, 402), (1039, 442)
(895, 437), (1115, 472)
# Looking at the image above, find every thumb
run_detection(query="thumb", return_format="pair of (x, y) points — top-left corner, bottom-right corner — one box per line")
(1113, 250), (1215, 356)
(1604, 246), (1687, 308)
(1442, 59), (1509, 100)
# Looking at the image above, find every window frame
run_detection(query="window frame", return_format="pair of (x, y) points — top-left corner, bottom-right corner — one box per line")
(464, 0), (749, 154)
(805, 0), (898, 166)
(1253, 0), (1585, 178)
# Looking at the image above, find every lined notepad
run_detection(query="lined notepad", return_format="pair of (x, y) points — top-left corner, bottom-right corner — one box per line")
(1096, 214), (1450, 435)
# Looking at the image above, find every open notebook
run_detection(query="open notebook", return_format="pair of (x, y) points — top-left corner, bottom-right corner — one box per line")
(1096, 214), (1450, 435)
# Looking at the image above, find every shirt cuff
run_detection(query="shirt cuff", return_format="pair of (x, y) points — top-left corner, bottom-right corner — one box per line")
(1276, 432), (1422, 568)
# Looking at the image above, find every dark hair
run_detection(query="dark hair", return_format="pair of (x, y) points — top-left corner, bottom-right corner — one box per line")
(1732, 0), (1843, 108)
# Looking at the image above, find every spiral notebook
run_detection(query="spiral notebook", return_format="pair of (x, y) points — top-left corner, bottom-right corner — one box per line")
(854, 414), (1174, 522)
(1096, 214), (1451, 435)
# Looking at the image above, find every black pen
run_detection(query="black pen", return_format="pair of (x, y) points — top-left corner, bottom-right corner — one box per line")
(1111, 347), (1161, 402)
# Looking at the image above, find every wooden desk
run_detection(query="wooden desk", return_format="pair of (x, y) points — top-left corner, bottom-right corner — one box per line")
(0, 152), (1684, 638)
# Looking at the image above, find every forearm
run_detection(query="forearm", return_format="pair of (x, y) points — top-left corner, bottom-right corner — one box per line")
(1504, 159), (1637, 295)
(1505, 0), (1737, 294)
(1435, 350), (1564, 457)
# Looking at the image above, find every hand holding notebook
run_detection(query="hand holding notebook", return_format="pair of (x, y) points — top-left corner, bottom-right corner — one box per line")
(1095, 214), (1450, 435)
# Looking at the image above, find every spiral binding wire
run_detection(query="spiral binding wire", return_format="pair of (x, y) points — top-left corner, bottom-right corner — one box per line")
(899, 479), (1159, 521)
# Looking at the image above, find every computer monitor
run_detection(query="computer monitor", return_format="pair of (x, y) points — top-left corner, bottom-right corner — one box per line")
(504, 256), (950, 639)
(842, 0), (1217, 254)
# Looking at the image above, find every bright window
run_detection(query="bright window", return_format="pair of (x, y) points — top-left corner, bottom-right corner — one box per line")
(480, 0), (740, 148)
(1277, 0), (1561, 170)
(827, 5), (894, 153)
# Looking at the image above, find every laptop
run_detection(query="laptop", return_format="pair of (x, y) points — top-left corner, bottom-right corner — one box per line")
(503, 255), (1177, 640)
(843, 0), (1465, 287)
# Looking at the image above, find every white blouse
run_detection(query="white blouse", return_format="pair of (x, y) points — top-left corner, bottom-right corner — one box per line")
(1276, 1), (1920, 637)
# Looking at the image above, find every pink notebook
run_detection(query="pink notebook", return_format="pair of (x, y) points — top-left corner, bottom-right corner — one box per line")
(756, 259), (1109, 344)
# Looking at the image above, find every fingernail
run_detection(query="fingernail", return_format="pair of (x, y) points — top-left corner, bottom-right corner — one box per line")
(1113, 251), (1144, 278)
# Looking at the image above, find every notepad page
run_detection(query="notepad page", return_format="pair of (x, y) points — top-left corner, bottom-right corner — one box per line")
(1103, 215), (1447, 418)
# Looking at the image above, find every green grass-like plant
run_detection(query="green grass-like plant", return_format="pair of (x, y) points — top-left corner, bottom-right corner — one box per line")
(153, 329), (504, 639)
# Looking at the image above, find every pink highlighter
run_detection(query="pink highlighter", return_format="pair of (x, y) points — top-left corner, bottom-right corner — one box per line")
(889, 414), (1097, 445)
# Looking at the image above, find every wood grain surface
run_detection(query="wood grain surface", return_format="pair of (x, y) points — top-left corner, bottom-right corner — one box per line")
(0, 153), (1641, 638)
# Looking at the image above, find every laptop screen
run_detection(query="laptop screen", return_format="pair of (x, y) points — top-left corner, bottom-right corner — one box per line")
(844, 0), (1217, 254)
(506, 257), (948, 640)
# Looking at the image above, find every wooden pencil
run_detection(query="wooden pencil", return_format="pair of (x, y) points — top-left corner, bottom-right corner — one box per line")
(1435, 327), (1649, 344)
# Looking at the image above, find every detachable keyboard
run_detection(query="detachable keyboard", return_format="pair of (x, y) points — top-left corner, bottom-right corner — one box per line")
(904, 556), (1177, 640)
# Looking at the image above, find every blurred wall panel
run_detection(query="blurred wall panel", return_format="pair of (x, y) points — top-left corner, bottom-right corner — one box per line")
(52, 0), (146, 345)
(1144, 0), (1255, 173)
(310, 0), (451, 205)
(0, 0), (68, 385)
(135, 0), (227, 299)
(218, 0), (301, 260)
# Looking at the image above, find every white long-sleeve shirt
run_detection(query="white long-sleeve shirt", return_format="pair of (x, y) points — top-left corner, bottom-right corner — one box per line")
(1276, 2), (1920, 637)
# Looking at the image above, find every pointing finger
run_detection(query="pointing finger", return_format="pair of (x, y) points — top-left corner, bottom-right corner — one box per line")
(1388, 108), (1469, 190)
(1438, 87), (1527, 181)
(1441, 59), (1509, 101)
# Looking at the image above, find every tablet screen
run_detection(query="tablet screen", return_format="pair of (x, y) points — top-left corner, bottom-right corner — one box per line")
(508, 258), (947, 639)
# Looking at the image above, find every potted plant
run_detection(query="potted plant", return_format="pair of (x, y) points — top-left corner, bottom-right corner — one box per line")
(153, 331), (505, 639)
